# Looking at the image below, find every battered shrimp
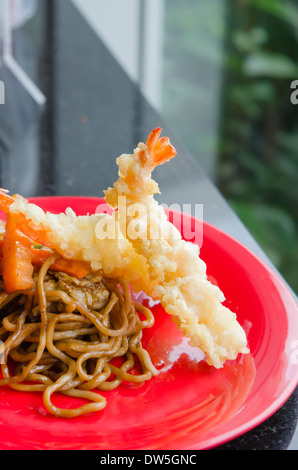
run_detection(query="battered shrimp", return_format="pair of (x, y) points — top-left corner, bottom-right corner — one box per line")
(104, 128), (249, 368)
(0, 192), (153, 293)
(0, 128), (248, 369)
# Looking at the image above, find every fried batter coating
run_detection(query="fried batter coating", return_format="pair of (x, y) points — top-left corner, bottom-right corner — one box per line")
(2, 128), (248, 368)
(104, 128), (249, 368)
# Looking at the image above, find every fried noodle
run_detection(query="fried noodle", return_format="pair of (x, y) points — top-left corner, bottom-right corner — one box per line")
(0, 253), (158, 418)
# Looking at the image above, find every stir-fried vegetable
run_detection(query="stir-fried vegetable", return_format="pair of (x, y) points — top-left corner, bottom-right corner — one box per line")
(2, 213), (34, 293)
(30, 246), (91, 279)
(0, 191), (91, 292)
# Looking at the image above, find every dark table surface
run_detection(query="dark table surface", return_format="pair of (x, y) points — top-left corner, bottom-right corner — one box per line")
(0, 0), (297, 450)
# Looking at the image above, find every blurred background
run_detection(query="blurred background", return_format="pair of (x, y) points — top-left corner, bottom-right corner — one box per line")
(0, 0), (297, 293)
(162, 0), (298, 294)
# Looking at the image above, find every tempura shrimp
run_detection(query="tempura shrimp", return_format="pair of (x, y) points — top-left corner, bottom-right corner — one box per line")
(0, 191), (153, 293)
(0, 128), (248, 369)
(104, 128), (249, 368)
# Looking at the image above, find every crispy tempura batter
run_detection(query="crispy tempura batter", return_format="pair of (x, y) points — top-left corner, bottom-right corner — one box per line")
(4, 128), (248, 368)
(104, 128), (249, 368)
(8, 198), (153, 293)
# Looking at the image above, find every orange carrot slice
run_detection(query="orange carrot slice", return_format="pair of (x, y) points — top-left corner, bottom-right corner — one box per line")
(0, 240), (91, 279)
(2, 213), (34, 293)
(0, 190), (15, 213)
(16, 213), (52, 247)
(31, 246), (91, 279)
(0, 191), (91, 280)
(0, 190), (52, 247)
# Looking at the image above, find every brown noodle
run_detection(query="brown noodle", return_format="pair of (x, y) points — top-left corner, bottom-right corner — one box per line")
(0, 253), (158, 418)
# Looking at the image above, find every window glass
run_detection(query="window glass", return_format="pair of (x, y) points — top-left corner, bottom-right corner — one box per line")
(162, 0), (298, 292)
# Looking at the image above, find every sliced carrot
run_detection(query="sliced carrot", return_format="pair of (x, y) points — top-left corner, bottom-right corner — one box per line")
(0, 190), (52, 247)
(2, 213), (34, 293)
(0, 192), (91, 280)
(31, 246), (91, 279)
(51, 258), (91, 279)
(0, 234), (91, 280)
(16, 212), (52, 247)
(0, 190), (15, 213)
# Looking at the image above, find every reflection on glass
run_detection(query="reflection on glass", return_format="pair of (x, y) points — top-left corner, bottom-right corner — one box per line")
(0, 0), (46, 196)
(161, 0), (298, 293)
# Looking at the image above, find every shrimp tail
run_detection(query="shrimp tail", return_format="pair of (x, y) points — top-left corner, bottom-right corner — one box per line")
(104, 128), (249, 369)
(146, 127), (177, 167)
(104, 128), (177, 207)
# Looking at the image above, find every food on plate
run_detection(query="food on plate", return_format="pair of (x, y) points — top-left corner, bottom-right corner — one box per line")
(104, 128), (248, 368)
(0, 128), (248, 417)
(0, 260), (157, 418)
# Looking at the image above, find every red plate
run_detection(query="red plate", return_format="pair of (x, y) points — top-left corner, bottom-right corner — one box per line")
(0, 196), (297, 450)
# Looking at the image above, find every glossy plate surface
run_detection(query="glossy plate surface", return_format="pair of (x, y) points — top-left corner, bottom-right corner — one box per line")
(0, 196), (297, 450)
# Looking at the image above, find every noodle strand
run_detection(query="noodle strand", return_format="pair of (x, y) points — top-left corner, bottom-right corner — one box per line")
(0, 252), (158, 417)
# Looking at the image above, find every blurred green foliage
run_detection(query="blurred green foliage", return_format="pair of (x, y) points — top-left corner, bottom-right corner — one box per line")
(218, 0), (298, 292)
(163, 0), (298, 292)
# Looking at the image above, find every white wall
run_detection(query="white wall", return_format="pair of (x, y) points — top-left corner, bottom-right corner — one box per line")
(71, 0), (164, 109)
